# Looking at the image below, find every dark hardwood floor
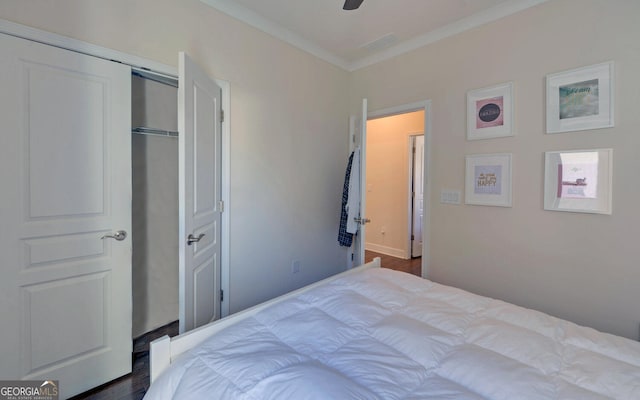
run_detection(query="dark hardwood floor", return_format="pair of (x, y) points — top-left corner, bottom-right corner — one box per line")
(73, 251), (419, 399)
(366, 250), (422, 277)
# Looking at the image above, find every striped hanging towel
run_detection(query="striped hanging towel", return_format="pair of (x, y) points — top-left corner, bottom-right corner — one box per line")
(345, 147), (360, 234)
(338, 151), (355, 247)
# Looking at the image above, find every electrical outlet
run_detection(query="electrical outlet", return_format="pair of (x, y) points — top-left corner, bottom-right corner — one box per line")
(291, 260), (300, 274)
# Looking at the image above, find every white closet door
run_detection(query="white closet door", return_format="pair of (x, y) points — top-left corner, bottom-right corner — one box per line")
(0, 34), (132, 398)
(352, 98), (368, 266)
(178, 52), (222, 333)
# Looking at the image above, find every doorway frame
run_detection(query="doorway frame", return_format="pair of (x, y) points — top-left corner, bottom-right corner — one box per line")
(0, 19), (232, 317)
(366, 100), (432, 277)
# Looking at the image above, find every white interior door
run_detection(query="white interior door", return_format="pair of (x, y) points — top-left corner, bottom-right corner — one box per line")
(0, 34), (132, 398)
(178, 52), (222, 333)
(411, 135), (425, 257)
(352, 98), (368, 266)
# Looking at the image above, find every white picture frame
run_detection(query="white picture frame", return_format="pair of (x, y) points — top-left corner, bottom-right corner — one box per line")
(465, 153), (512, 207)
(544, 149), (613, 214)
(546, 61), (614, 134)
(467, 82), (514, 140)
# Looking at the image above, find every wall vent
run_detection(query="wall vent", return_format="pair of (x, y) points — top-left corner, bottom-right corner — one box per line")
(361, 33), (397, 52)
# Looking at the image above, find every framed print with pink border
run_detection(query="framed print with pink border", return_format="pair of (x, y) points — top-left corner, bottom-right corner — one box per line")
(544, 149), (612, 214)
(467, 82), (514, 140)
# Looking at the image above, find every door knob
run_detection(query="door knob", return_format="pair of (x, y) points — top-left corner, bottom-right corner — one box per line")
(354, 217), (371, 225)
(101, 230), (127, 241)
(187, 233), (205, 245)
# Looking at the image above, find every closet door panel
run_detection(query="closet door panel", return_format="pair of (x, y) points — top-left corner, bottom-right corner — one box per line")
(0, 33), (132, 399)
(178, 52), (222, 333)
(27, 62), (106, 218)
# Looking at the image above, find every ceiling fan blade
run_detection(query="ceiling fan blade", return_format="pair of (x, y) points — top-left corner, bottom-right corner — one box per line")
(343, 0), (364, 10)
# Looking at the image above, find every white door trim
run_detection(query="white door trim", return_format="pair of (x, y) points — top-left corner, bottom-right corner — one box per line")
(366, 100), (432, 278)
(0, 19), (176, 76)
(0, 18), (232, 317)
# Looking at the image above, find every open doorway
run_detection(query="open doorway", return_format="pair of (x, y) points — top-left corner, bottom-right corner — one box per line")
(410, 134), (425, 258)
(364, 110), (425, 261)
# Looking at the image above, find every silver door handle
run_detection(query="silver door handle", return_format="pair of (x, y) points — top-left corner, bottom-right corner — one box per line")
(354, 217), (371, 225)
(187, 233), (205, 245)
(101, 230), (127, 241)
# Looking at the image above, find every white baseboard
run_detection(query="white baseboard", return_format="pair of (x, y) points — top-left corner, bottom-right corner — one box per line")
(365, 243), (407, 259)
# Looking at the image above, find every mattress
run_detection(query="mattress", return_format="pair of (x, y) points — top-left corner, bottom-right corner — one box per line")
(144, 268), (640, 399)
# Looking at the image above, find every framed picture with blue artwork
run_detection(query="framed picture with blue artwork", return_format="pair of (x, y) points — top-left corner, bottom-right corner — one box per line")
(546, 62), (614, 134)
(465, 153), (512, 207)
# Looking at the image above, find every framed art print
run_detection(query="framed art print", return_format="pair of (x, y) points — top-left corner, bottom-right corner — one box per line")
(467, 82), (514, 140)
(465, 153), (512, 207)
(544, 149), (612, 214)
(546, 62), (614, 134)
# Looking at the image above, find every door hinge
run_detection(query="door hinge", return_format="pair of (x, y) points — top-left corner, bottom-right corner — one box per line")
(411, 234), (415, 241)
(220, 109), (224, 123)
(220, 289), (224, 302)
(218, 200), (224, 212)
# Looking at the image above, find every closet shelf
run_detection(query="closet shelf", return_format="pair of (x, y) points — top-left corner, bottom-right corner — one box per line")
(132, 127), (178, 138)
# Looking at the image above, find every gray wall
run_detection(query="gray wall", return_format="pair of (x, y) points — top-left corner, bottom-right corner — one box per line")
(131, 134), (178, 337)
(350, 0), (640, 340)
(131, 76), (178, 337)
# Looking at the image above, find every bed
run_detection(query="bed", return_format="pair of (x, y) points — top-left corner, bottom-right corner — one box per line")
(145, 258), (640, 399)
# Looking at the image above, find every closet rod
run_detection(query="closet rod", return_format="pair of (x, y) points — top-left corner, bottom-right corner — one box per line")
(132, 68), (178, 88)
(132, 127), (178, 138)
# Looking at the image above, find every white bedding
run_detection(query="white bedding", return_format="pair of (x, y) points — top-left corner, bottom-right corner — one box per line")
(144, 268), (640, 399)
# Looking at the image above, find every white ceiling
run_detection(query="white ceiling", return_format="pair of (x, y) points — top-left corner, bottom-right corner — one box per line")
(200, 0), (547, 71)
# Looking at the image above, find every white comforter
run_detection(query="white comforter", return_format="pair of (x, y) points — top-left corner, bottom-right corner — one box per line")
(145, 268), (640, 399)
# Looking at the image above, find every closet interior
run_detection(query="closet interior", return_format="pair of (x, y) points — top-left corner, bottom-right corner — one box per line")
(131, 71), (179, 338)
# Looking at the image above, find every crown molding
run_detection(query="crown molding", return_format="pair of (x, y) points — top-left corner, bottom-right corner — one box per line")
(201, 0), (548, 72)
(349, 0), (549, 71)
(199, 0), (350, 70)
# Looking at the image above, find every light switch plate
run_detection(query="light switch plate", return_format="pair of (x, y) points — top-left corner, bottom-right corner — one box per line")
(440, 189), (461, 205)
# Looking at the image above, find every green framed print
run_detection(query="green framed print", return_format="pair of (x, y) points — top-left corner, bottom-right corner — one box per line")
(546, 62), (614, 134)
